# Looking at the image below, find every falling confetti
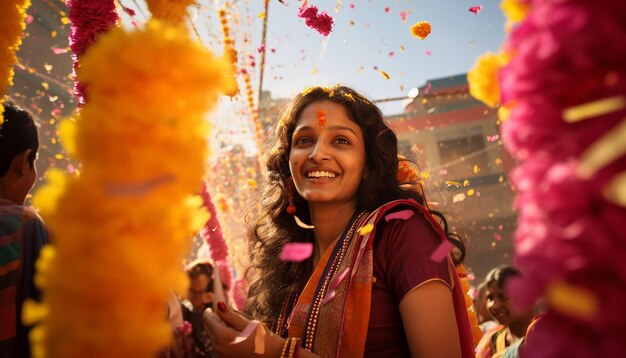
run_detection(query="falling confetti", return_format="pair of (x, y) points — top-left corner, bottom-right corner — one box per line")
(384, 210), (414, 221)
(358, 224), (374, 235)
(453, 193), (466, 203)
(430, 240), (455, 262)
(410, 21), (431, 40)
(297, 4), (334, 36)
(546, 281), (598, 319)
(280, 243), (314, 262)
(469, 5), (483, 15)
(380, 70), (390, 80)
(317, 108), (327, 127)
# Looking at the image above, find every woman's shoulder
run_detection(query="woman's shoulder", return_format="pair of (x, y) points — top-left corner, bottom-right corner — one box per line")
(371, 199), (438, 235)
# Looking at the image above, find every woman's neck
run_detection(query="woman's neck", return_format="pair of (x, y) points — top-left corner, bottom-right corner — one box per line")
(308, 203), (357, 266)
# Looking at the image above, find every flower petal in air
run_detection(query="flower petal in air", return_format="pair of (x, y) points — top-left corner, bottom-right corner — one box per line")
(384, 210), (414, 222)
(280, 243), (314, 262)
(430, 239), (455, 262)
(469, 6), (483, 15)
(358, 224), (374, 235)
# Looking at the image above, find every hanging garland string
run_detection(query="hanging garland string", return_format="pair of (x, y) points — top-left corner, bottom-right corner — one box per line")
(0, 0), (31, 125)
(468, 0), (626, 356)
(24, 1), (235, 356)
(66, 0), (119, 106)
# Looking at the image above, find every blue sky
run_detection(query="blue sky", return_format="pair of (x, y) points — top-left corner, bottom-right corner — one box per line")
(244, 0), (507, 114)
(121, 1), (507, 155)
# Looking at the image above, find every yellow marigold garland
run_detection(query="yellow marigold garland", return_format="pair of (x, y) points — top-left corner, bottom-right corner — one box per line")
(24, 20), (234, 357)
(467, 51), (509, 108)
(145, 0), (197, 25)
(0, 0), (31, 125)
(242, 69), (264, 154)
(500, 0), (530, 29)
(218, 8), (239, 97)
(457, 264), (484, 347)
(468, 0), (528, 109)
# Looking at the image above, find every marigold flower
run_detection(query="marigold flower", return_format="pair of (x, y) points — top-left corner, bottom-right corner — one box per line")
(27, 19), (233, 357)
(410, 21), (431, 40)
(0, 0), (31, 125)
(467, 52), (507, 107)
(500, 0), (529, 27)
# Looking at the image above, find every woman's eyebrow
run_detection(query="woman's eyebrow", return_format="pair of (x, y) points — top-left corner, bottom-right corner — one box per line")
(327, 125), (358, 136)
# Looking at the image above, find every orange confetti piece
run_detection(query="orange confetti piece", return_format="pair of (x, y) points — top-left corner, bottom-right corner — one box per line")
(546, 281), (598, 319)
(343, 93), (355, 102)
(257, 12), (266, 19)
(563, 96), (626, 123)
(380, 70), (390, 80)
(410, 21), (432, 40)
(358, 224), (374, 235)
(445, 180), (462, 187)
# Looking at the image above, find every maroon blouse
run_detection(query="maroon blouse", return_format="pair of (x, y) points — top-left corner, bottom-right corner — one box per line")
(363, 209), (452, 357)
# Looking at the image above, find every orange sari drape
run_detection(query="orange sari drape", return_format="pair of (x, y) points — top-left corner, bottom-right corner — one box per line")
(284, 200), (475, 357)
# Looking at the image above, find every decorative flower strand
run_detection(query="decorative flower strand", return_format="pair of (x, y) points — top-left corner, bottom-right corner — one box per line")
(218, 8), (239, 97)
(0, 0), (31, 125)
(199, 182), (234, 290)
(297, 3), (334, 36)
(470, 0), (626, 356)
(145, 0), (196, 25)
(24, 19), (234, 357)
(241, 68), (265, 155)
(66, 0), (119, 106)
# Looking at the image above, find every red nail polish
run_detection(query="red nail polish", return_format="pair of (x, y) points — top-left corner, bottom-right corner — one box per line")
(217, 301), (227, 313)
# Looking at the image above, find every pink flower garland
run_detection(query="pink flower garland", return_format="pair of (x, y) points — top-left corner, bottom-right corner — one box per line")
(66, 0), (119, 106)
(200, 182), (234, 290)
(499, 0), (626, 356)
(297, 4), (334, 36)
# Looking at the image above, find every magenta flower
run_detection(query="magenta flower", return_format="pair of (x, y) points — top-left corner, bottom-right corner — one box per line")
(297, 4), (334, 36)
(66, 0), (119, 106)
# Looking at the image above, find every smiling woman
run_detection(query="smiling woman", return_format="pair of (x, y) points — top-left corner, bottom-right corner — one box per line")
(201, 85), (476, 357)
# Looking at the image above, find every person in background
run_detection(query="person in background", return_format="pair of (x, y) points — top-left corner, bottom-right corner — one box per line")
(474, 281), (499, 333)
(475, 265), (535, 358)
(181, 260), (215, 358)
(0, 100), (49, 358)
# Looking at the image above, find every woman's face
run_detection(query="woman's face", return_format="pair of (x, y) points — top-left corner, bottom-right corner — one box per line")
(288, 100), (367, 209)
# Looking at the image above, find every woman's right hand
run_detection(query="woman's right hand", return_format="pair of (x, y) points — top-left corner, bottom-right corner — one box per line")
(202, 302), (284, 357)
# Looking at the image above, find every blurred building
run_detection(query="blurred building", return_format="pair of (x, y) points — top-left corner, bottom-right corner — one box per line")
(386, 74), (516, 280)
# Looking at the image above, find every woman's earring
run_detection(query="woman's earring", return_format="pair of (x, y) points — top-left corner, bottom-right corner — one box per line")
(286, 177), (314, 229)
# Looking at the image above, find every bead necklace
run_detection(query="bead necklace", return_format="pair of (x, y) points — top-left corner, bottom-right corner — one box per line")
(302, 211), (366, 350)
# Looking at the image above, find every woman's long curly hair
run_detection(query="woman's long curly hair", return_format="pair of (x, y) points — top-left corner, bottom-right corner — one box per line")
(244, 86), (464, 324)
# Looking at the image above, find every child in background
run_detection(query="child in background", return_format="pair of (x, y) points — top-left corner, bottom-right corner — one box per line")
(476, 265), (534, 358)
